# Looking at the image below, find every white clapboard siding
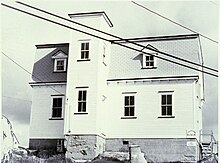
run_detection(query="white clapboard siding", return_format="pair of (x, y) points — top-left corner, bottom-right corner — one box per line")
(103, 81), (199, 138)
(29, 84), (66, 138)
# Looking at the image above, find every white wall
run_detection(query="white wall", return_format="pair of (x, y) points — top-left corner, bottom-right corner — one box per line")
(104, 80), (198, 138)
(29, 84), (66, 138)
(64, 13), (111, 135)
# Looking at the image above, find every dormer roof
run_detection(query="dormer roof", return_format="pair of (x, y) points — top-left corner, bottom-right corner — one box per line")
(52, 50), (68, 59)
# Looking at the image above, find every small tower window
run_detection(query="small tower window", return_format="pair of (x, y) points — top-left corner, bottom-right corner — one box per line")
(80, 42), (90, 59)
(78, 90), (87, 112)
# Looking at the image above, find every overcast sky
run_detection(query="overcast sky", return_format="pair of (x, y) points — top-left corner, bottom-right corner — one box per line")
(1, 0), (219, 146)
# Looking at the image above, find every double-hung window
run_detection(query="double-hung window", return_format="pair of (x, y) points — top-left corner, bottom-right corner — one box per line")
(78, 90), (87, 112)
(124, 95), (135, 117)
(161, 94), (173, 116)
(51, 97), (63, 118)
(80, 42), (90, 60)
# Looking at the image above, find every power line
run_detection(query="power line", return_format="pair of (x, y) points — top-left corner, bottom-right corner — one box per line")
(209, 1), (219, 6)
(1, 3), (218, 77)
(1, 51), (66, 95)
(15, 1), (218, 73)
(131, 1), (218, 44)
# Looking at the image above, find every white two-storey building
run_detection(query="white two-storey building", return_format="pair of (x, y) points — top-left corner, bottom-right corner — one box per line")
(29, 12), (204, 162)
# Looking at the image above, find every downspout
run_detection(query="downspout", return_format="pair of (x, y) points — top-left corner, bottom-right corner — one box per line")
(198, 36), (205, 103)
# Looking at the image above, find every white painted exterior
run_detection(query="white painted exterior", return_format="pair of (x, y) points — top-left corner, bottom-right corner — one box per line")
(29, 12), (204, 160)
(29, 84), (66, 139)
(104, 79), (202, 139)
(64, 13), (112, 135)
(62, 12), (203, 141)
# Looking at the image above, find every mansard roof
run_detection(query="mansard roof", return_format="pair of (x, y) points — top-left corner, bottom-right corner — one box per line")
(32, 43), (69, 83)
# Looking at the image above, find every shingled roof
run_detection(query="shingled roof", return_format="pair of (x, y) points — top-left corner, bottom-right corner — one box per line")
(31, 43), (69, 83)
(108, 34), (202, 79)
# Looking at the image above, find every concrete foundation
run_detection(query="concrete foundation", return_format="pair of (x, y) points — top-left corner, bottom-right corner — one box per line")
(106, 138), (200, 163)
(29, 139), (64, 152)
(64, 134), (105, 161)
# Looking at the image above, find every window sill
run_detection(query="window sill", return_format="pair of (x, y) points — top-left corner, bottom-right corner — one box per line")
(141, 67), (157, 69)
(157, 116), (175, 119)
(49, 118), (64, 120)
(121, 116), (137, 119)
(77, 59), (91, 62)
(53, 71), (67, 73)
(74, 112), (88, 115)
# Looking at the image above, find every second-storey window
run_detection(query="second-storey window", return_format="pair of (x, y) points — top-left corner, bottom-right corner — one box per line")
(80, 42), (90, 59)
(78, 90), (87, 112)
(52, 97), (63, 118)
(124, 95), (135, 116)
(161, 94), (172, 116)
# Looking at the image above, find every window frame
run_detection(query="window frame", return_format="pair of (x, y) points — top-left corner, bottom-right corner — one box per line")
(122, 93), (137, 118)
(54, 58), (67, 72)
(78, 90), (87, 112)
(50, 95), (65, 120)
(79, 40), (90, 61)
(142, 53), (157, 69)
(75, 87), (89, 114)
(158, 91), (175, 118)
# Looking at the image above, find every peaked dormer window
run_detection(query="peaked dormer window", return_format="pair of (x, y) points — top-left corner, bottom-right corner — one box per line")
(141, 44), (158, 69)
(52, 50), (68, 72)
(143, 54), (157, 68)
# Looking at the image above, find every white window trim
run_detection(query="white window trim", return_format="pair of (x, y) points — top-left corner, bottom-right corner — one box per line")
(142, 53), (157, 69)
(54, 58), (67, 72)
(158, 91), (175, 118)
(79, 40), (91, 60)
(122, 92), (137, 118)
(50, 95), (65, 119)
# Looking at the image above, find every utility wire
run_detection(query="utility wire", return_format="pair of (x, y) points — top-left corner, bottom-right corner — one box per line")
(209, 1), (219, 6)
(1, 51), (66, 95)
(16, 1), (218, 73)
(131, 1), (218, 44)
(1, 3), (218, 77)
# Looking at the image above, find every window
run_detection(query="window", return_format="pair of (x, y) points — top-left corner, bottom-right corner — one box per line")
(52, 51), (67, 72)
(143, 54), (156, 68)
(161, 94), (172, 116)
(78, 90), (87, 112)
(55, 59), (66, 71)
(80, 42), (90, 59)
(57, 139), (64, 152)
(124, 95), (135, 116)
(52, 97), (63, 118)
